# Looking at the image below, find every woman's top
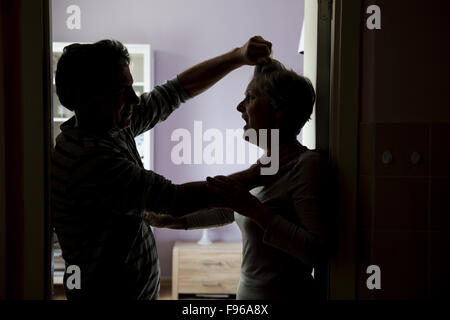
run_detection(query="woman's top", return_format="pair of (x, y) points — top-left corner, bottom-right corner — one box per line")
(185, 150), (327, 300)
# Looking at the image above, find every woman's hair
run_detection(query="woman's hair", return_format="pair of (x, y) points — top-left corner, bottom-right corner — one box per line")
(55, 40), (130, 111)
(253, 59), (316, 136)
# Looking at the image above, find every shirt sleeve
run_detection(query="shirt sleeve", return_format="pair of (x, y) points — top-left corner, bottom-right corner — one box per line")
(262, 152), (327, 267)
(185, 208), (235, 230)
(80, 144), (178, 216)
(130, 76), (192, 137)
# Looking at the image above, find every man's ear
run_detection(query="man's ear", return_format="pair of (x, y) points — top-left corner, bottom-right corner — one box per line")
(70, 88), (87, 110)
(72, 93), (82, 110)
(76, 91), (100, 111)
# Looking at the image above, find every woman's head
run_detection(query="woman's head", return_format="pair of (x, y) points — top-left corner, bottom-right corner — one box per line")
(237, 59), (316, 142)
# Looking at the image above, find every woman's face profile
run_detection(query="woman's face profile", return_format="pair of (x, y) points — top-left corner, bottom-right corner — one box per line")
(236, 78), (274, 135)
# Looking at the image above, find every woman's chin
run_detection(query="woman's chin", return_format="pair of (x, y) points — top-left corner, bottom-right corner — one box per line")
(243, 134), (258, 147)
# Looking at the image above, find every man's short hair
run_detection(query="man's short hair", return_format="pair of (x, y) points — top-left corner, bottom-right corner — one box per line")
(253, 60), (316, 136)
(55, 40), (130, 111)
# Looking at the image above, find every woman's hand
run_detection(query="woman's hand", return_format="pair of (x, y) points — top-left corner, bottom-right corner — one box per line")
(206, 176), (274, 230)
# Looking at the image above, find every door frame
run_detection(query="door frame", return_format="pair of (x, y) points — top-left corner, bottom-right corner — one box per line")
(304, 0), (361, 299)
(1, 0), (362, 300)
(23, 0), (53, 299)
(44, 0), (362, 301)
(0, 0), (53, 299)
(328, 0), (362, 299)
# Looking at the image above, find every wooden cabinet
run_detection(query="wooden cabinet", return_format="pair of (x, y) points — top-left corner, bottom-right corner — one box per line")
(172, 241), (242, 299)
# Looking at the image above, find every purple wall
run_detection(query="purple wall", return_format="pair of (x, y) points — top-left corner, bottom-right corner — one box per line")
(52, 0), (304, 279)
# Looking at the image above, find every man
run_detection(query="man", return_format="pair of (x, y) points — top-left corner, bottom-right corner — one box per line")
(51, 36), (272, 299)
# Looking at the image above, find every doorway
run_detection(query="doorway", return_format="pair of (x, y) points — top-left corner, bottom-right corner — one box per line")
(30, 0), (348, 300)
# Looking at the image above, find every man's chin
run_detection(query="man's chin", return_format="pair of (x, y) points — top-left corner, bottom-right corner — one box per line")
(118, 118), (132, 130)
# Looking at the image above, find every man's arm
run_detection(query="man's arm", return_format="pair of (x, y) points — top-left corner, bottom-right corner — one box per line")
(130, 36), (271, 136)
(170, 177), (252, 217)
(178, 36), (272, 97)
(170, 158), (297, 216)
(172, 181), (220, 216)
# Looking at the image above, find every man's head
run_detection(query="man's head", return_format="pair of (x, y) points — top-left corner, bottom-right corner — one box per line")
(55, 40), (140, 132)
(237, 59), (316, 141)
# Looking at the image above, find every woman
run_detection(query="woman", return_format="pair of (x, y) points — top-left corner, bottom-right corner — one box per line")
(147, 60), (328, 300)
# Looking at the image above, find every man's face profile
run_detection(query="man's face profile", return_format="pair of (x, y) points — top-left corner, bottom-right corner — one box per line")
(89, 64), (140, 133)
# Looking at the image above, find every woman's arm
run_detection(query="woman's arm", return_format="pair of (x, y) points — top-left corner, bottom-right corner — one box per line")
(259, 153), (328, 267)
(144, 207), (235, 230)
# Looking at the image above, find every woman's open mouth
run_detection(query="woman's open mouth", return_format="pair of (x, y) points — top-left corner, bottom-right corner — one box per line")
(242, 116), (250, 130)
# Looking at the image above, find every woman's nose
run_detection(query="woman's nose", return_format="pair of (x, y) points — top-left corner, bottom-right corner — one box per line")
(236, 100), (245, 112)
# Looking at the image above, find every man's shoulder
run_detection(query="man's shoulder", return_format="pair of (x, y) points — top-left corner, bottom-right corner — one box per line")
(55, 130), (118, 155)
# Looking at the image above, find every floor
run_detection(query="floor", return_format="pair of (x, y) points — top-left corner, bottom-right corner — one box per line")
(53, 280), (235, 300)
(158, 280), (173, 300)
(53, 282), (173, 300)
(53, 284), (66, 300)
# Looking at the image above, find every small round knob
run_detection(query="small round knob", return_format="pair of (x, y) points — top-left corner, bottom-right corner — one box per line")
(382, 151), (393, 165)
(411, 152), (421, 165)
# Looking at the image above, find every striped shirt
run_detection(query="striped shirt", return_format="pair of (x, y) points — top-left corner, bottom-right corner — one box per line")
(51, 77), (190, 300)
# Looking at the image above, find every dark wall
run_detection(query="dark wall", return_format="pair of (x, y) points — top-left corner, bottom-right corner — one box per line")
(1, 0), (25, 299)
(357, 0), (450, 299)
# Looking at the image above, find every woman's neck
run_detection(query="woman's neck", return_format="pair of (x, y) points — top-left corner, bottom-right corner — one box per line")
(265, 138), (303, 156)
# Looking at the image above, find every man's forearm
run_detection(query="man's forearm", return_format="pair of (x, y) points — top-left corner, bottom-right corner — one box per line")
(177, 48), (244, 97)
(177, 36), (272, 97)
(171, 170), (260, 217)
(173, 181), (222, 216)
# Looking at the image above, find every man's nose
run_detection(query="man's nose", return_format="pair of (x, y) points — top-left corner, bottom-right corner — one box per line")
(128, 88), (140, 105)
